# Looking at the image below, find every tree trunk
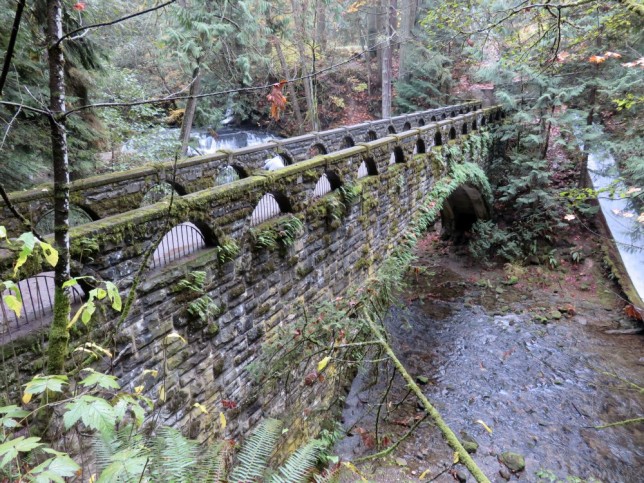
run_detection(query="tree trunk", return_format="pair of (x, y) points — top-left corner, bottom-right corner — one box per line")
(46, 0), (72, 375)
(315, 0), (326, 52)
(398, 0), (417, 82)
(290, 0), (319, 131)
(273, 37), (305, 132)
(381, 0), (392, 118)
(180, 58), (202, 156)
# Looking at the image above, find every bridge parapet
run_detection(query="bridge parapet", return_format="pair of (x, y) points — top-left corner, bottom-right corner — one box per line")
(0, 102), (489, 236)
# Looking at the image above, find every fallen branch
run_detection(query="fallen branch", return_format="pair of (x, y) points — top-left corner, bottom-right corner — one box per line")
(353, 413), (429, 463)
(594, 417), (644, 430)
(362, 309), (491, 483)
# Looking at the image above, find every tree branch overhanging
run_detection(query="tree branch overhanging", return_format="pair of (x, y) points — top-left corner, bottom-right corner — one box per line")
(0, 0), (26, 97)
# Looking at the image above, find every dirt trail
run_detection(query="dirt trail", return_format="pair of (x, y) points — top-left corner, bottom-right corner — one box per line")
(337, 232), (643, 482)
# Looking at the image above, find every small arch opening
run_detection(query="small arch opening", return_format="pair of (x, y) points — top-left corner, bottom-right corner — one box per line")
(441, 113), (447, 120)
(414, 139), (426, 154)
(449, 127), (457, 140)
(263, 152), (292, 171)
(450, 111), (457, 118)
(1, 271), (85, 340)
(366, 130), (377, 142)
(35, 205), (95, 235)
(342, 136), (355, 148)
(461, 123), (468, 135)
(357, 158), (378, 178)
(495, 111), (501, 121)
(418, 118), (426, 126)
(151, 222), (212, 270)
(434, 131), (443, 146)
(403, 121), (412, 131)
(389, 146), (405, 165)
(313, 171), (343, 198)
(472, 120), (478, 131)
(251, 192), (292, 226)
(387, 125), (397, 134)
(481, 116), (487, 127)
(308, 142), (328, 157)
(430, 116), (437, 122)
(214, 165), (248, 186)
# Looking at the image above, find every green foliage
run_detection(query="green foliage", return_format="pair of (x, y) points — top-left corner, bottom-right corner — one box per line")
(217, 239), (241, 264)
(271, 439), (324, 483)
(177, 271), (221, 324)
(252, 215), (304, 252)
(230, 418), (283, 482)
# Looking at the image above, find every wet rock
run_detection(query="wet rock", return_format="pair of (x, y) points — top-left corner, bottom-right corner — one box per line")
(499, 468), (511, 480)
(499, 451), (525, 473)
(455, 469), (467, 482)
(459, 431), (479, 454)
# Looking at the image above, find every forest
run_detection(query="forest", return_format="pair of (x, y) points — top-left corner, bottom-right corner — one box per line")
(0, 0), (642, 482)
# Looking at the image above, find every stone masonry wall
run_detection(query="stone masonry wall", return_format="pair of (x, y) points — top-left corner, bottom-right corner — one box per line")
(0, 105), (501, 444)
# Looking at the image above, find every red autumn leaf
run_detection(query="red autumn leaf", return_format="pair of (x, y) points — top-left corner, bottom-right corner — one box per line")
(624, 304), (643, 321)
(589, 55), (606, 64)
(73, 2), (86, 11)
(266, 80), (288, 121)
(466, 38), (474, 47)
(304, 371), (318, 386)
(221, 399), (237, 409)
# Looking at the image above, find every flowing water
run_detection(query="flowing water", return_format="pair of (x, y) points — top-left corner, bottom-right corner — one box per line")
(337, 239), (643, 482)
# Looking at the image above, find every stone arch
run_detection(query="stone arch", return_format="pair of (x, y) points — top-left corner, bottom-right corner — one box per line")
(140, 182), (177, 206)
(313, 171), (343, 198)
(366, 130), (377, 142)
(481, 116), (487, 127)
(434, 131), (443, 146)
(449, 127), (457, 140)
(440, 184), (490, 243)
(151, 221), (214, 270)
(418, 118), (426, 126)
(34, 205), (95, 235)
(357, 158), (378, 178)
(414, 138), (426, 154)
(430, 116), (437, 122)
(389, 146), (405, 165)
(403, 121), (412, 131)
(251, 192), (292, 226)
(450, 111), (457, 118)
(1, 271), (85, 339)
(495, 111), (501, 121)
(387, 125), (397, 134)
(441, 113), (447, 120)
(501, 110), (506, 119)
(214, 165), (248, 186)
(342, 136), (355, 148)
(461, 123), (468, 135)
(472, 119), (478, 131)
(308, 142), (328, 157)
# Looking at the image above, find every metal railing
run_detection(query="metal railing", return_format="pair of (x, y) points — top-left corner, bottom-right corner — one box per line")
(151, 222), (207, 269)
(251, 193), (282, 226)
(1, 272), (85, 336)
(313, 175), (332, 198)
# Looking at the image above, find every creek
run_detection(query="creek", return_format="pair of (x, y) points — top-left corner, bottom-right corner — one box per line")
(337, 232), (643, 482)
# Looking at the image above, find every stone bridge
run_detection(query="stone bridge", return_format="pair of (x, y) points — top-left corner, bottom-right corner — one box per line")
(0, 101), (502, 441)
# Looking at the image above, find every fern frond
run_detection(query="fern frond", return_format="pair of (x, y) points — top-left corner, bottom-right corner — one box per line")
(313, 464), (342, 483)
(229, 418), (282, 482)
(270, 439), (323, 483)
(193, 440), (228, 483)
(148, 427), (199, 481)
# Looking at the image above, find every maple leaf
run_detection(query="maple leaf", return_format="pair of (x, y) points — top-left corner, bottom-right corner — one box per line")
(266, 80), (288, 121)
(589, 55), (606, 64)
(604, 51), (622, 58)
(73, 2), (86, 11)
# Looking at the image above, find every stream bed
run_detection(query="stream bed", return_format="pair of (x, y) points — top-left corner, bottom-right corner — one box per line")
(336, 234), (643, 482)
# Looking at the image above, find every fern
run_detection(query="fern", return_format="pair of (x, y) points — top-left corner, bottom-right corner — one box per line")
(148, 427), (199, 482)
(270, 439), (323, 483)
(229, 418), (283, 483)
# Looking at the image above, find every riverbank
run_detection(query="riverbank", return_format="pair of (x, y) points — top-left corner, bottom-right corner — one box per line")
(337, 228), (643, 482)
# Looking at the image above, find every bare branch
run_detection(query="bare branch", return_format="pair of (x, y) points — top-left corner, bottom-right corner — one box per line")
(0, 183), (43, 239)
(0, 100), (50, 117)
(0, 0), (26, 96)
(55, 0), (178, 47)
